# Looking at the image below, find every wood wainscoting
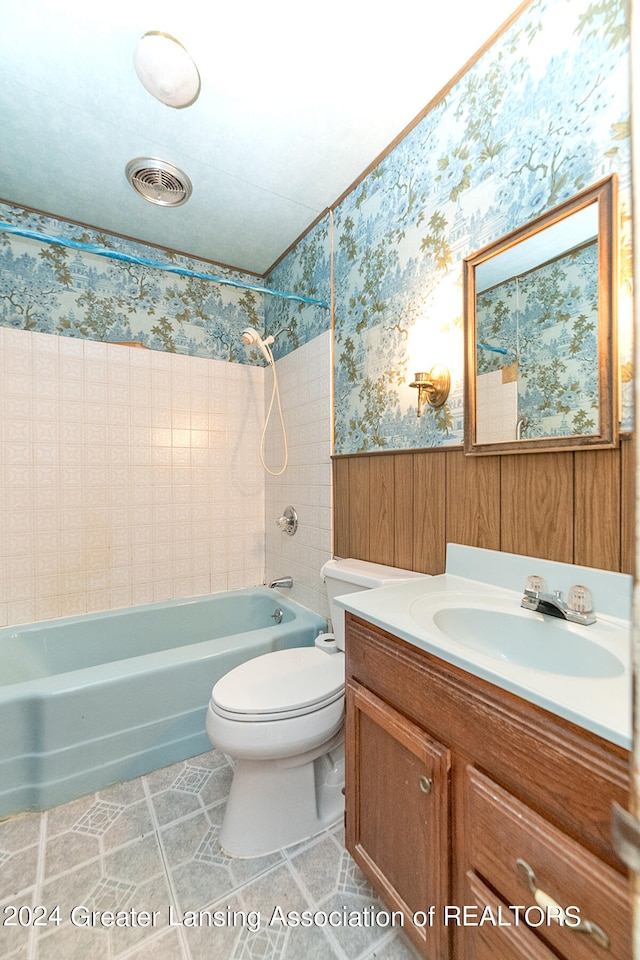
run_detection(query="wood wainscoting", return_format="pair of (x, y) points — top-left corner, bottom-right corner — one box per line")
(332, 437), (635, 576)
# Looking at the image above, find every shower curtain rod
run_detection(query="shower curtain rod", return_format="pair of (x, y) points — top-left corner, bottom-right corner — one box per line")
(477, 341), (508, 355)
(0, 222), (330, 308)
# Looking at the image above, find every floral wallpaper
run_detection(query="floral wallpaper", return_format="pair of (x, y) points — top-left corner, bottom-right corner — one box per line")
(328, 0), (632, 453)
(0, 203), (268, 363)
(477, 243), (600, 438)
(264, 214), (332, 361)
(0, 0), (632, 448)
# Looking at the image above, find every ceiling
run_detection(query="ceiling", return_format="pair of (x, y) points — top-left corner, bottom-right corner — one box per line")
(0, 0), (521, 276)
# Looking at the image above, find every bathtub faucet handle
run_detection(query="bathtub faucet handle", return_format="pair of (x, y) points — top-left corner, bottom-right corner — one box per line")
(269, 576), (293, 589)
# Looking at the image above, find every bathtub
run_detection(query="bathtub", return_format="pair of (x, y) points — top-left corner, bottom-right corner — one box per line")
(0, 588), (326, 819)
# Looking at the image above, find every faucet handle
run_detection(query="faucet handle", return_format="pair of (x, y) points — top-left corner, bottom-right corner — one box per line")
(524, 575), (547, 595)
(567, 584), (593, 615)
(275, 505), (298, 536)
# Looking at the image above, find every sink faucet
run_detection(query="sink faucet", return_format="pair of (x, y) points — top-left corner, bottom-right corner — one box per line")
(269, 576), (293, 589)
(520, 576), (596, 625)
(516, 414), (529, 439)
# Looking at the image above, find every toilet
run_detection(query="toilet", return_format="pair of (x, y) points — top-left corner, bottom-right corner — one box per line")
(205, 558), (426, 857)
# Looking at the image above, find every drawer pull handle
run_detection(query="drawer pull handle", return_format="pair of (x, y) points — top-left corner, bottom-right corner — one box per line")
(418, 775), (433, 794)
(516, 859), (609, 949)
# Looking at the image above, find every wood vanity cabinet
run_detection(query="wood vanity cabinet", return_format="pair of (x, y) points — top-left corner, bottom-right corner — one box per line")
(344, 613), (631, 960)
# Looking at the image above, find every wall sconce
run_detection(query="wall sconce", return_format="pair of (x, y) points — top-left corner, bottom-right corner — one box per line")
(410, 365), (450, 417)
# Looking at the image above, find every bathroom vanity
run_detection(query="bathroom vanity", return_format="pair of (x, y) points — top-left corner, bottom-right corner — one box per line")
(339, 546), (632, 960)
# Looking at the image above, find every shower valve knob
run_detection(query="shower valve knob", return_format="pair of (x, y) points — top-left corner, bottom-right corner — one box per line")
(276, 506), (298, 536)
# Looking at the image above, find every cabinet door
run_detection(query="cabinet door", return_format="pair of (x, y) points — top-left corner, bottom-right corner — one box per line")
(345, 680), (451, 959)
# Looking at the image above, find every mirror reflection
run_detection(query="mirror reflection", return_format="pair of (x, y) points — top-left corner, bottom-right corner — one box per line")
(463, 176), (617, 455)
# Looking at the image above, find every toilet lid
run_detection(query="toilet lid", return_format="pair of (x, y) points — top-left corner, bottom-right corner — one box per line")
(211, 647), (345, 721)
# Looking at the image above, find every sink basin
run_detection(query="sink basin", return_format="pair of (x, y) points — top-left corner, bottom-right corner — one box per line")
(410, 598), (625, 678)
(336, 548), (632, 747)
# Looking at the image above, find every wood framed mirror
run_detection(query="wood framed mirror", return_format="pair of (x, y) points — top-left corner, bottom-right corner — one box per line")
(463, 175), (617, 455)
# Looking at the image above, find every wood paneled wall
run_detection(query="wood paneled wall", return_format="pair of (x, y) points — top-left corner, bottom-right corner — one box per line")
(332, 438), (635, 576)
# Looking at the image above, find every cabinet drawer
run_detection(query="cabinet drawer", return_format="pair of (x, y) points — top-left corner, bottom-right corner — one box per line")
(466, 766), (630, 960)
(463, 871), (559, 960)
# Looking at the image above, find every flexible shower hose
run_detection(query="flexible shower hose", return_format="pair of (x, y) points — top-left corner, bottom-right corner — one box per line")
(260, 341), (288, 476)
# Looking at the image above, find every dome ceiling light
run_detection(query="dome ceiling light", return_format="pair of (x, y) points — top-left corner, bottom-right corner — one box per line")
(133, 31), (200, 109)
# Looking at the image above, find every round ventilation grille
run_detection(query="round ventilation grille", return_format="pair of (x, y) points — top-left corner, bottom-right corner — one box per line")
(125, 158), (192, 206)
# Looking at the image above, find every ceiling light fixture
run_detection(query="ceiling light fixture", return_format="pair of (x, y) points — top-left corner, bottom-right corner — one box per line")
(133, 31), (200, 109)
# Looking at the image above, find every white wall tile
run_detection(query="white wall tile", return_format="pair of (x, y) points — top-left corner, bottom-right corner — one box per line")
(264, 330), (333, 623)
(0, 328), (335, 628)
(0, 331), (268, 624)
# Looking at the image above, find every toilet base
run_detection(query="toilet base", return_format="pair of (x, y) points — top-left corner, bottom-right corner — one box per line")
(218, 731), (345, 858)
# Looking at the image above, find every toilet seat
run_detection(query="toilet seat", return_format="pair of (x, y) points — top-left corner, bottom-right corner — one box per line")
(211, 647), (345, 722)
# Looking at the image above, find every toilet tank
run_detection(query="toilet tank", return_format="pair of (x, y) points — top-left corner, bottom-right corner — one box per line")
(320, 558), (427, 650)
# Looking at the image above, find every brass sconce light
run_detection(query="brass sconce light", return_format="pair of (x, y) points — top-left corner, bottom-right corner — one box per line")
(410, 365), (451, 417)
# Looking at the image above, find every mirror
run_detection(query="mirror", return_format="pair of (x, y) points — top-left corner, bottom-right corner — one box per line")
(463, 175), (617, 455)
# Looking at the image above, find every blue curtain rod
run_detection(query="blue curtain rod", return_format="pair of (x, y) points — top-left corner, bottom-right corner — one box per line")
(0, 222), (330, 309)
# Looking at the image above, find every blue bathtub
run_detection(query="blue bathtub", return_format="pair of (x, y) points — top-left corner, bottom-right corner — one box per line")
(0, 588), (326, 818)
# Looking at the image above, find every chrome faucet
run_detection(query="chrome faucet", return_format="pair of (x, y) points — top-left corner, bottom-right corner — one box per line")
(520, 575), (596, 625)
(516, 414), (529, 439)
(269, 576), (293, 589)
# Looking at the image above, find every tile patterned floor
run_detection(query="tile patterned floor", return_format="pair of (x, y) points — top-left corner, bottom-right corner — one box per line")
(0, 750), (420, 960)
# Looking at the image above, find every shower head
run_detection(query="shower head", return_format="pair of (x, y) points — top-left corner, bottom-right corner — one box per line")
(241, 328), (275, 365)
(241, 328), (259, 346)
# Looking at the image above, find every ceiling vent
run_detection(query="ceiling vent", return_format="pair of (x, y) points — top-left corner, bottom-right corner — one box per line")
(125, 158), (192, 207)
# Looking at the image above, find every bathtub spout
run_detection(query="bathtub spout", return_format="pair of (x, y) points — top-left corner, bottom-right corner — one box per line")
(269, 576), (293, 589)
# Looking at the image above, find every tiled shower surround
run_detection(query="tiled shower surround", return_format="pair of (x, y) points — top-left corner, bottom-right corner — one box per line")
(0, 325), (332, 628)
(0, 749), (419, 960)
(265, 331), (332, 621)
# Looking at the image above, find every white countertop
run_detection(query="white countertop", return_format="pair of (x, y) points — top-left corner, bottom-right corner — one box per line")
(336, 548), (632, 750)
